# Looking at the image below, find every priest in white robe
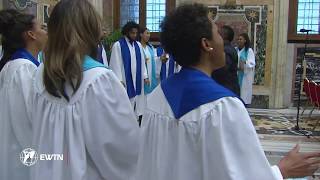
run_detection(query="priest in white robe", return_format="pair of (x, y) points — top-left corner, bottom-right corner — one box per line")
(109, 21), (148, 117)
(136, 4), (320, 180)
(0, 9), (47, 180)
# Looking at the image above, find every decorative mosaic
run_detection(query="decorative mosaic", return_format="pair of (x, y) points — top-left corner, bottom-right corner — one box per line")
(250, 95), (269, 108)
(209, 5), (268, 85)
(4, 0), (37, 16)
(9, 0), (32, 10)
(251, 114), (320, 136)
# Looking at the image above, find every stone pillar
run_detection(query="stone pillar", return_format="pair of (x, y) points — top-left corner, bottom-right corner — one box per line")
(269, 0), (291, 108)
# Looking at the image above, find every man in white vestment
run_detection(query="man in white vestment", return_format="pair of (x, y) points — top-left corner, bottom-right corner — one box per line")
(109, 21), (148, 117)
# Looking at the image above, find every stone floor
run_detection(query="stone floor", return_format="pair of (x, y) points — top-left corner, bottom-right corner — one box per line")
(249, 108), (320, 179)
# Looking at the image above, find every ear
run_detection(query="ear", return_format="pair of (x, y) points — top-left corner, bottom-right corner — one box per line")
(200, 38), (214, 52)
(26, 30), (37, 41)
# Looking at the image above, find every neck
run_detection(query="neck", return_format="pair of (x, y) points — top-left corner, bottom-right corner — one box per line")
(141, 41), (147, 47)
(190, 61), (214, 77)
(25, 44), (40, 59)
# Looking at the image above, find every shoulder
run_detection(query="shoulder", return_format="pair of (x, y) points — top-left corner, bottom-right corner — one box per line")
(34, 65), (119, 104)
(0, 59), (37, 90)
(185, 97), (246, 120)
(146, 86), (246, 121)
(112, 41), (121, 49)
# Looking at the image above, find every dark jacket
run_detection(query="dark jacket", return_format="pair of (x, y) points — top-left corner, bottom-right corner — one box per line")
(212, 42), (240, 96)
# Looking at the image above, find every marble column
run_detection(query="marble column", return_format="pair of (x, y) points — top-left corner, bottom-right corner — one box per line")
(269, 0), (293, 108)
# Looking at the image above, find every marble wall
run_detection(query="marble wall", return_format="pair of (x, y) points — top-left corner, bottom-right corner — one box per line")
(1, 0), (113, 34)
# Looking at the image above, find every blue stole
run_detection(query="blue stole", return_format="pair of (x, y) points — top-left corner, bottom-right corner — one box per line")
(156, 47), (175, 81)
(83, 55), (106, 71)
(11, 48), (40, 66)
(119, 38), (142, 98)
(144, 44), (158, 94)
(237, 48), (248, 87)
(161, 68), (238, 119)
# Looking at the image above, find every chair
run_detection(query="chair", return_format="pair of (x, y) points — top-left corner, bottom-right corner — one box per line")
(308, 81), (319, 117)
(301, 78), (311, 116)
(313, 83), (320, 130)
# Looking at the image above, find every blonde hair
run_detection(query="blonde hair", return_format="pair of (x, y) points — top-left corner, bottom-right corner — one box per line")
(43, 0), (102, 100)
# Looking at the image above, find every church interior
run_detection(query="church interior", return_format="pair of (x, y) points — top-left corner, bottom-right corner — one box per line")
(0, 0), (319, 179)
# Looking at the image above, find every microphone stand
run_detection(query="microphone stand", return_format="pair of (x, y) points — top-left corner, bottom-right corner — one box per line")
(291, 30), (312, 137)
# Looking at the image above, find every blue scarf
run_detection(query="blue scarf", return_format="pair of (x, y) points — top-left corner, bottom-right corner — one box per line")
(237, 48), (248, 87)
(156, 47), (175, 81)
(119, 37), (142, 98)
(144, 44), (158, 94)
(161, 68), (238, 119)
(11, 48), (40, 66)
(83, 55), (106, 71)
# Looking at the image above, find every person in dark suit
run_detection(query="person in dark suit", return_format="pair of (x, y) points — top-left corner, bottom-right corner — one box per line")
(212, 25), (240, 96)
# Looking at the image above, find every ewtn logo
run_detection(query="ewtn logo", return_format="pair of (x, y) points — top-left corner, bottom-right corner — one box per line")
(20, 148), (64, 166)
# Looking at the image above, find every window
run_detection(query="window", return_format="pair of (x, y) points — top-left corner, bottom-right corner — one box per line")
(120, 0), (140, 28)
(146, 0), (166, 32)
(297, 0), (320, 34)
(288, 0), (320, 43)
(113, 0), (175, 41)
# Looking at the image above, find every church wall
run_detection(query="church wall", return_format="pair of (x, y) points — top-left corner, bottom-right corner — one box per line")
(2, 0), (313, 109)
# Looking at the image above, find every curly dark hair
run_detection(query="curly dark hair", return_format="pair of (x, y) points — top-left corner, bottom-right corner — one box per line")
(239, 33), (251, 51)
(160, 3), (212, 67)
(0, 9), (34, 71)
(121, 21), (140, 36)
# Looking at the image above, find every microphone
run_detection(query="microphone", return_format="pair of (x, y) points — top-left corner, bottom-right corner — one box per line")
(299, 29), (315, 33)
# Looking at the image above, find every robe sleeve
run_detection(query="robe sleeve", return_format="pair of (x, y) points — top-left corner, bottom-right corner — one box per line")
(109, 42), (125, 82)
(204, 98), (281, 179)
(245, 48), (256, 69)
(271, 165), (284, 180)
(81, 70), (139, 180)
(9, 63), (36, 148)
(140, 45), (148, 80)
(155, 51), (162, 78)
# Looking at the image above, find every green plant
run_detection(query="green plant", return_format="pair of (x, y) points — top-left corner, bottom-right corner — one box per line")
(103, 29), (122, 58)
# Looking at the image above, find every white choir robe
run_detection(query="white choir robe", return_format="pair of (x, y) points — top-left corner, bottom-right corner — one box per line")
(0, 59), (36, 180)
(238, 48), (255, 104)
(29, 65), (139, 180)
(136, 87), (283, 180)
(0, 45), (3, 60)
(142, 45), (158, 88)
(109, 37), (148, 117)
(101, 45), (108, 66)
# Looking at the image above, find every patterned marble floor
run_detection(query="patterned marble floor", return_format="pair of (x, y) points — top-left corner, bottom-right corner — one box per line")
(249, 108), (320, 179)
